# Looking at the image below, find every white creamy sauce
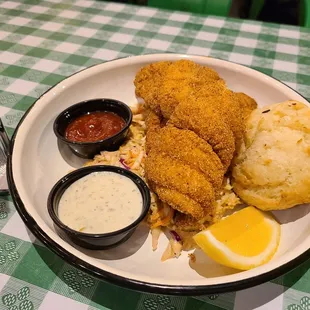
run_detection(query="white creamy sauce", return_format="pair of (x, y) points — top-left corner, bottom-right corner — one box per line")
(58, 171), (143, 234)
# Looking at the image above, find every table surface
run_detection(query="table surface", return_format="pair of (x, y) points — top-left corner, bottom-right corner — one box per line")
(0, 0), (310, 309)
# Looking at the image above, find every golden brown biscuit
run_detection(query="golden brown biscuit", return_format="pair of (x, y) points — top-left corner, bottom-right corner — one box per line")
(232, 100), (310, 210)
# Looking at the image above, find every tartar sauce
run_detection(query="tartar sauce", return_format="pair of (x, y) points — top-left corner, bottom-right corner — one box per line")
(58, 171), (143, 234)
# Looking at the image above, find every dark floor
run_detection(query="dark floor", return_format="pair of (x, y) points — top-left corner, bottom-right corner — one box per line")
(233, 0), (300, 25)
(111, 0), (300, 26)
(256, 0), (299, 25)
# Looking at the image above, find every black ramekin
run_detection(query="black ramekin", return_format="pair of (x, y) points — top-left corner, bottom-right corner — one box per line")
(53, 98), (132, 159)
(47, 165), (150, 250)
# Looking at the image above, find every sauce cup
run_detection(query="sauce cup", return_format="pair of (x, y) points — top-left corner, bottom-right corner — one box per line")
(53, 98), (133, 159)
(47, 165), (151, 250)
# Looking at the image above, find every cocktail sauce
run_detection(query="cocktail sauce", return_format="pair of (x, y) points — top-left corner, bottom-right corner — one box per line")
(65, 111), (125, 143)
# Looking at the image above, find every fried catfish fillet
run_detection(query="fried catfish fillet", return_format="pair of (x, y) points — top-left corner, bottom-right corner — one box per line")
(135, 60), (257, 222)
(134, 59), (224, 118)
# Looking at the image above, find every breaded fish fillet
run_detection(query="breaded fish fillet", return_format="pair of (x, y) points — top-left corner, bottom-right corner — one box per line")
(144, 110), (165, 153)
(135, 60), (257, 224)
(193, 92), (246, 150)
(135, 61), (171, 115)
(146, 153), (215, 219)
(148, 126), (224, 189)
(134, 60), (223, 118)
(169, 98), (235, 171)
(234, 92), (258, 118)
(173, 213), (206, 232)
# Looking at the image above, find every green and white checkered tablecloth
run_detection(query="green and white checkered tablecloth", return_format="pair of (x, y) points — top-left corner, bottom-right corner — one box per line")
(0, 0), (309, 309)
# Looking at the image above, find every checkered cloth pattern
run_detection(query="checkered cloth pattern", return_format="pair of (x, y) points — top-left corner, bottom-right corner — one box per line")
(0, 0), (309, 309)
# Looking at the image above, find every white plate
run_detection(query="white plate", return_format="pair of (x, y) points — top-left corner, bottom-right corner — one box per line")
(8, 54), (310, 295)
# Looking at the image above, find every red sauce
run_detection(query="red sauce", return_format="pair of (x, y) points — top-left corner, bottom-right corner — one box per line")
(65, 111), (125, 143)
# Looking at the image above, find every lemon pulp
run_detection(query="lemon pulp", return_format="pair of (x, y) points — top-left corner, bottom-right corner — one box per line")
(193, 206), (281, 270)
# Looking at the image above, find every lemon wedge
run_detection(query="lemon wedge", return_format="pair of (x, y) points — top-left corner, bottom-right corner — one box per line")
(193, 206), (281, 270)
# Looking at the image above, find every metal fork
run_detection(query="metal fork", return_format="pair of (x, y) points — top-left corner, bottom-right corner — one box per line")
(0, 119), (10, 195)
